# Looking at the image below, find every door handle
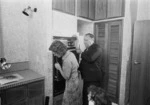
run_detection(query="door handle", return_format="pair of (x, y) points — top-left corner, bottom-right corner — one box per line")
(134, 60), (141, 65)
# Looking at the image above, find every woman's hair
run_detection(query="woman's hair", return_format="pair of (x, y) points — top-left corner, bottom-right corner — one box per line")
(49, 40), (67, 57)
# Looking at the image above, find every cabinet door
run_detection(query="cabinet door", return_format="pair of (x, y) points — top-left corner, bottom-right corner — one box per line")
(77, 0), (89, 18)
(11, 100), (27, 105)
(95, 22), (108, 88)
(64, 0), (75, 15)
(88, 0), (95, 20)
(107, 0), (124, 18)
(95, 0), (107, 20)
(28, 80), (44, 105)
(5, 85), (27, 105)
(28, 96), (44, 105)
(107, 21), (122, 103)
(52, 0), (65, 12)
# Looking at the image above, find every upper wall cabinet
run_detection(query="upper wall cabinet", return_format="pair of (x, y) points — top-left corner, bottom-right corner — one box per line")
(77, 0), (89, 19)
(65, 0), (75, 15)
(77, 0), (124, 20)
(88, 0), (95, 20)
(95, 0), (107, 20)
(107, 0), (124, 18)
(52, 0), (75, 15)
(77, 0), (95, 20)
(52, 0), (124, 20)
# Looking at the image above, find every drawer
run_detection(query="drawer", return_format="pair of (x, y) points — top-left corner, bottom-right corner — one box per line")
(5, 85), (27, 105)
(28, 80), (44, 98)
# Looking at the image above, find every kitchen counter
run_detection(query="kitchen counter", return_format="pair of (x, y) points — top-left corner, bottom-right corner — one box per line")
(0, 69), (45, 90)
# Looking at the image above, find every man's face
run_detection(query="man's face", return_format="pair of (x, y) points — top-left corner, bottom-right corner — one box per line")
(84, 36), (92, 48)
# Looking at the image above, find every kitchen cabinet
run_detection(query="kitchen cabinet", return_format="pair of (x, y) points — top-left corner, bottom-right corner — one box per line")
(95, 20), (122, 103)
(107, 0), (124, 18)
(52, 0), (65, 12)
(52, 0), (124, 20)
(0, 80), (44, 105)
(78, 0), (124, 20)
(77, 0), (95, 20)
(77, 0), (89, 19)
(28, 81), (44, 105)
(95, 0), (107, 20)
(5, 85), (27, 105)
(88, 0), (95, 20)
(52, 0), (75, 15)
(65, 0), (75, 15)
(0, 70), (45, 105)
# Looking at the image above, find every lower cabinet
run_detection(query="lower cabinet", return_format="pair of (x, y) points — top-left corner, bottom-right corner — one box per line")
(0, 80), (44, 105)
(11, 100), (28, 105)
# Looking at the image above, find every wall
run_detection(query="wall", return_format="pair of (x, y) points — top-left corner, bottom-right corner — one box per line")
(0, 0), (53, 105)
(77, 20), (94, 36)
(52, 10), (77, 37)
(119, 0), (132, 104)
(27, 0), (53, 104)
(137, 0), (150, 20)
(0, 0), (29, 63)
(0, 2), (3, 58)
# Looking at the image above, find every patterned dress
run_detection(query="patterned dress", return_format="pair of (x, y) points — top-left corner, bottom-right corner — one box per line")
(61, 51), (82, 105)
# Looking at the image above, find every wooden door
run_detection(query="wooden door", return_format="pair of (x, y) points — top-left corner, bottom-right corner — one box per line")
(130, 21), (150, 105)
(107, 21), (122, 103)
(95, 22), (108, 89)
(95, 21), (122, 103)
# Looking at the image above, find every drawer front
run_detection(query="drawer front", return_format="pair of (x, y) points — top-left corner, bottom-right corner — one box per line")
(28, 80), (44, 98)
(5, 85), (27, 105)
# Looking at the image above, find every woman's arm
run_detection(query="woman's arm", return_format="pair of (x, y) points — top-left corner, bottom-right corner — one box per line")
(55, 61), (72, 80)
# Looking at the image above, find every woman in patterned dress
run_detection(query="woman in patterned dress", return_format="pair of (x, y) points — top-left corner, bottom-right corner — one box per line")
(49, 40), (82, 105)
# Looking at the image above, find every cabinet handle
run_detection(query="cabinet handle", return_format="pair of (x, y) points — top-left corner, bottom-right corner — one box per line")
(134, 60), (141, 65)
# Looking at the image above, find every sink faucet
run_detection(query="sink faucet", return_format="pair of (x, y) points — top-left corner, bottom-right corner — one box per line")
(0, 58), (11, 70)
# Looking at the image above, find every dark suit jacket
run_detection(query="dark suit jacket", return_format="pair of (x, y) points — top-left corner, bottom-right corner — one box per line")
(79, 43), (104, 81)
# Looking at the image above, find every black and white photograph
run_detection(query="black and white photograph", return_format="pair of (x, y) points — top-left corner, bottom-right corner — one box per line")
(0, 0), (150, 105)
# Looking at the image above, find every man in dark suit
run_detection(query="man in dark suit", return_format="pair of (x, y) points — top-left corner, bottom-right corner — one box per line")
(78, 33), (104, 105)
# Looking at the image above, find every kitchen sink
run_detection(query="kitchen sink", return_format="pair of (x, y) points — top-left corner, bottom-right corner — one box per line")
(0, 73), (24, 85)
